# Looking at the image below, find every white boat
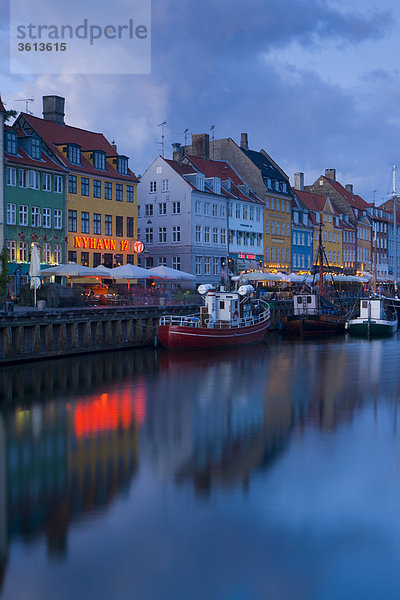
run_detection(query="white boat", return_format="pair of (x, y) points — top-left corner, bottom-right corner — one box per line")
(347, 297), (398, 337)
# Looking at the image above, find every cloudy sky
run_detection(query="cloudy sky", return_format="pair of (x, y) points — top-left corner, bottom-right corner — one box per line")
(1, 0), (400, 203)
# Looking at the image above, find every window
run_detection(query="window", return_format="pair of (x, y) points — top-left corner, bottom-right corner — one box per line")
(105, 214), (112, 236)
(6, 131), (17, 155)
(276, 222), (280, 235)
(172, 202), (181, 214)
(41, 172), (51, 192)
(145, 227), (153, 244)
(19, 241), (28, 262)
(43, 243), (51, 263)
(145, 204), (154, 217)
(54, 175), (63, 193)
(105, 182), (112, 200)
(172, 226), (181, 242)
(204, 203), (210, 216)
(28, 170), (40, 190)
(93, 213), (101, 235)
(68, 174), (77, 194)
(68, 144), (81, 164)
(159, 202), (167, 215)
(204, 226), (210, 243)
(276, 198), (280, 212)
(127, 185), (134, 203)
(159, 256), (167, 266)
(126, 254), (134, 265)
(162, 179), (169, 192)
(118, 156), (128, 175)
(43, 207), (51, 228)
(266, 220), (270, 234)
(212, 204), (218, 217)
(213, 257), (219, 276)
(19, 205), (28, 226)
(127, 216), (134, 237)
(287, 223), (290, 236)
(31, 206), (41, 227)
(213, 227), (218, 244)
(54, 209), (62, 229)
(220, 205), (226, 218)
(30, 137), (41, 159)
(93, 253), (101, 267)
(195, 201), (201, 214)
(271, 197), (275, 210)
(6, 167), (16, 186)
(68, 210), (77, 232)
(236, 204), (241, 218)
(196, 256), (202, 275)
(93, 180), (101, 198)
(204, 256), (210, 274)
(116, 216), (123, 237)
(19, 169), (27, 188)
(81, 211), (89, 234)
(81, 177), (89, 196)
(150, 181), (157, 193)
(68, 251), (77, 263)
(93, 151), (106, 170)
(271, 221), (275, 234)
(243, 206), (248, 219)
(159, 226), (167, 243)
(220, 229), (226, 245)
(116, 184), (123, 202)
(172, 256), (181, 270)
(6, 204), (16, 225)
(265, 197), (270, 209)
(7, 240), (16, 262)
(250, 206), (254, 220)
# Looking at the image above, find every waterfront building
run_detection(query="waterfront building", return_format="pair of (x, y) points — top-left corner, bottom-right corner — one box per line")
(341, 216), (357, 275)
(138, 155), (228, 285)
(294, 188), (343, 272)
(0, 99), (5, 252)
(366, 204), (390, 284)
(14, 96), (139, 269)
(377, 197), (400, 284)
(291, 174), (314, 272)
(305, 170), (372, 274)
(176, 132), (292, 272)
(3, 123), (68, 294)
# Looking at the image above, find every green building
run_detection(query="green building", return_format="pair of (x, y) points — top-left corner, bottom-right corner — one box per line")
(4, 124), (68, 295)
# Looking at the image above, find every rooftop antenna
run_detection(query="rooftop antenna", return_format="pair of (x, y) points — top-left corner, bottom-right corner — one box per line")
(183, 128), (189, 146)
(210, 124), (215, 159)
(15, 97), (34, 114)
(372, 189), (377, 204)
(157, 121), (166, 157)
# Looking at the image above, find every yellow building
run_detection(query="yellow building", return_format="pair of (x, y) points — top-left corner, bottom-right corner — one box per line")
(17, 95), (140, 268)
(264, 190), (292, 271)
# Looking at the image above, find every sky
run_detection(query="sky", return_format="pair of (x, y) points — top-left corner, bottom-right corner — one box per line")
(1, 0), (400, 204)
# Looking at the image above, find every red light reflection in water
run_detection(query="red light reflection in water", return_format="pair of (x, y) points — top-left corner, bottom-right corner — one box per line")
(73, 380), (147, 437)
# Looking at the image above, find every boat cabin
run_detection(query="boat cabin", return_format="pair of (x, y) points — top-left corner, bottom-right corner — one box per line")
(359, 299), (385, 320)
(293, 293), (318, 316)
(204, 290), (241, 321)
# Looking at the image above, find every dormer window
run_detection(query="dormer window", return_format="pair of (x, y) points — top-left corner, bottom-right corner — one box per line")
(118, 156), (128, 175)
(93, 150), (106, 170)
(5, 131), (17, 155)
(31, 137), (41, 160)
(68, 144), (81, 165)
(196, 173), (205, 191)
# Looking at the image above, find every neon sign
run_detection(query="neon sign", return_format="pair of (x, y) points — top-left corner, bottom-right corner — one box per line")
(134, 241), (144, 253)
(238, 253), (257, 260)
(73, 236), (139, 252)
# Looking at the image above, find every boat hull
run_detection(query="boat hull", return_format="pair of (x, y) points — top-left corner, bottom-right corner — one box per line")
(157, 318), (270, 349)
(282, 314), (347, 337)
(348, 318), (398, 337)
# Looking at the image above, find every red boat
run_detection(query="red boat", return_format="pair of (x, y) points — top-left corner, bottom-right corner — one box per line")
(157, 285), (270, 349)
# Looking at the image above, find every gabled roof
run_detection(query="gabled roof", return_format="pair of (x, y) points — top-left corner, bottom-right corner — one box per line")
(15, 113), (139, 182)
(241, 148), (290, 191)
(320, 176), (369, 210)
(295, 189), (328, 213)
(4, 125), (67, 173)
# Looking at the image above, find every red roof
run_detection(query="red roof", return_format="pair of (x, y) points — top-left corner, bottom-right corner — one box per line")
(4, 125), (67, 172)
(18, 113), (139, 182)
(321, 176), (368, 210)
(296, 189), (328, 212)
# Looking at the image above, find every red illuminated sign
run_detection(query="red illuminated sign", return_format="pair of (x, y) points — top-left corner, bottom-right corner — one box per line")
(134, 241), (144, 253)
(238, 253), (257, 260)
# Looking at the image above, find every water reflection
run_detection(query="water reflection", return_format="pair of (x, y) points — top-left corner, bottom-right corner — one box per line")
(0, 335), (400, 598)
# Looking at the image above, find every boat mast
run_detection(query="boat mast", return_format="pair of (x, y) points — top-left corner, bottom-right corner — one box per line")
(318, 223), (324, 296)
(373, 222), (377, 294)
(393, 165), (397, 292)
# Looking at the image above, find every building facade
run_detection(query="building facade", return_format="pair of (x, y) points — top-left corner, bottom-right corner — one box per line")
(14, 96), (139, 269)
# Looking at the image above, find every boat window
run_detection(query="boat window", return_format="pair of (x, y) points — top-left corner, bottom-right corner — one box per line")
(297, 297), (303, 304)
(362, 300), (368, 308)
(219, 301), (225, 309)
(307, 296), (312, 303)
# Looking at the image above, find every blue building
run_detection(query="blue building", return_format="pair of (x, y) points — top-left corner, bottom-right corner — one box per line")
(291, 186), (314, 272)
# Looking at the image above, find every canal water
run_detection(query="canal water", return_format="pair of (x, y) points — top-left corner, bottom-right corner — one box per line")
(0, 334), (400, 600)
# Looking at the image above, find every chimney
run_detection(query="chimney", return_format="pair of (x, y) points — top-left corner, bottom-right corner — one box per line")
(240, 132), (248, 150)
(294, 172), (304, 191)
(42, 95), (65, 125)
(325, 168), (336, 181)
(345, 184), (353, 194)
(172, 142), (184, 164)
(191, 133), (209, 160)
(111, 140), (117, 153)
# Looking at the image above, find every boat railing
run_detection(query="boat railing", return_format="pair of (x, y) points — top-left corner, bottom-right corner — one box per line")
(159, 305), (270, 329)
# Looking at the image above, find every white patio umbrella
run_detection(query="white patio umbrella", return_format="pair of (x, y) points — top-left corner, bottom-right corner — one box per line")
(244, 271), (286, 282)
(29, 244), (41, 307)
(41, 262), (100, 277)
(148, 265), (196, 280)
(93, 264), (114, 277)
(110, 263), (158, 280)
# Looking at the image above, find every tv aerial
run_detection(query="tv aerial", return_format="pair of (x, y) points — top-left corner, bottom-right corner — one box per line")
(15, 98), (34, 114)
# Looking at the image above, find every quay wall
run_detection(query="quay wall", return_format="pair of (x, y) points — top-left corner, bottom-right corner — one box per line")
(0, 301), (294, 365)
